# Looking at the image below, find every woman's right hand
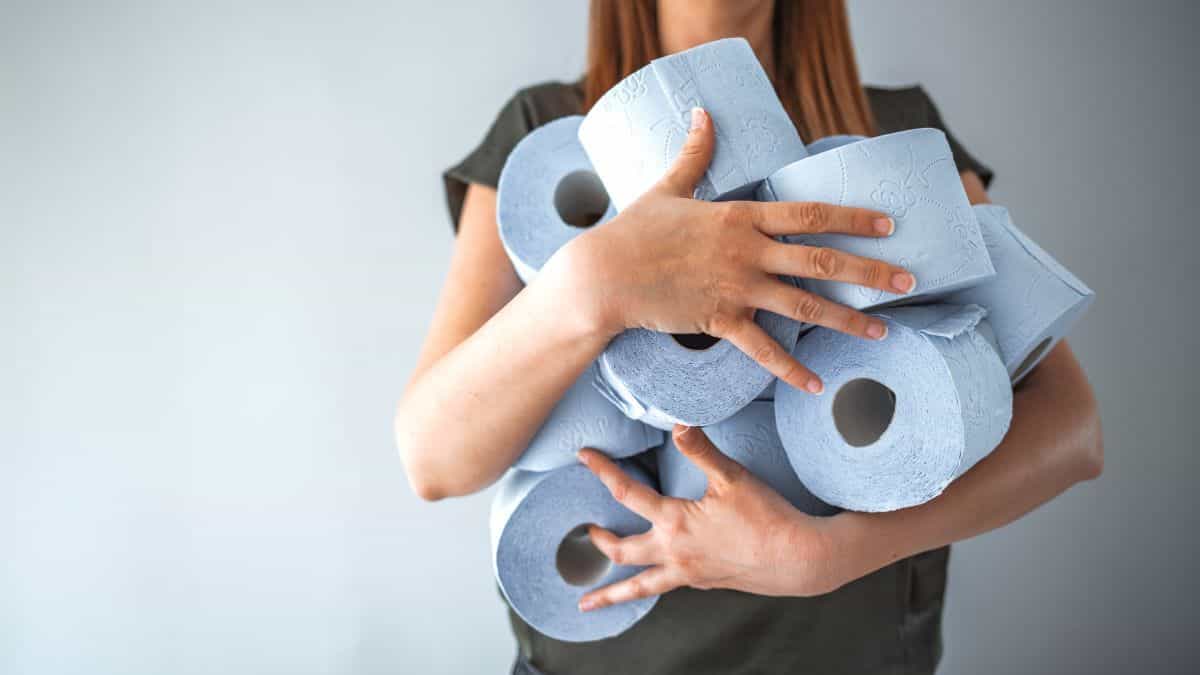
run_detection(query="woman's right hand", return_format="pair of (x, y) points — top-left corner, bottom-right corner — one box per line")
(543, 107), (917, 394)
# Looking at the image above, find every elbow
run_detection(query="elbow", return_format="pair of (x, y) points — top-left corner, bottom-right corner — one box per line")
(399, 446), (451, 502)
(394, 409), (449, 502)
(408, 470), (449, 502)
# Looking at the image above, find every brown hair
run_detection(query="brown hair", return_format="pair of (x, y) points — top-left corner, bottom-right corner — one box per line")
(583, 0), (876, 140)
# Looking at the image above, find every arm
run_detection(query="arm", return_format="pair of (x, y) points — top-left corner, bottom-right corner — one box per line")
(577, 175), (1104, 610)
(398, 109), (912, 500)
(396, 184), (611, 500)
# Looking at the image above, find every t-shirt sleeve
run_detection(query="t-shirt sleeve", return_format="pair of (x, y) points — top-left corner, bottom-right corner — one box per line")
(917, 86), (994, 189)
(442, 93), (535, 231)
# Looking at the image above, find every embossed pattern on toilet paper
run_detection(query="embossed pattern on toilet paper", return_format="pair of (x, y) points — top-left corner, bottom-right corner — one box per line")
(947, 205), (1094, 383)
(758, 129), (994, 309)
(579, 38), (805, 209)
(514, 363), (664, 472)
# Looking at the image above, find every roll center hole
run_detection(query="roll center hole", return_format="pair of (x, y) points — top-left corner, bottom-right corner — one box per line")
(554, 170), (610, 228)
(555, 524), (611, 587)
(1012, 337), (1052, 382)
(671, 333), (721, 350)
(833, 378), (896, 447)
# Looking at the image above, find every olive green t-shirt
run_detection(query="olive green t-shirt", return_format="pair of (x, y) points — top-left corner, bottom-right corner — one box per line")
(444, 82), (992, 675)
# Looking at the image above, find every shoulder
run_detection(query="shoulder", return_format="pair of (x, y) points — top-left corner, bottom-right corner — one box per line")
(864, 85), (939, 135)
(865, 84), (994, 187)
(501, 80), (585, 131)
(442, 80), (583, 229)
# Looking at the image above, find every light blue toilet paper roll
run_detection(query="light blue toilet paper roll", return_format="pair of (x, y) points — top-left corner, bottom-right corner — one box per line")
(490, 462), (658, 642)
(947, 205), (1095, 384)
(775, 304), (1013, 512)
(755, 378), (777, 402)
(757, 128), (995, 310)
(656, 401), (837, 516)
(497, 115), (617, 283)
(579, 37), (806, 209)
(594, 306), (803, 430)
(513, 363), (664, 472)
(805, 134), (866, 155)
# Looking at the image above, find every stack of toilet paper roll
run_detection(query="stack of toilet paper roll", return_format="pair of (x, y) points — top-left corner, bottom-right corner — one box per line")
(487, 36), (1093, 642)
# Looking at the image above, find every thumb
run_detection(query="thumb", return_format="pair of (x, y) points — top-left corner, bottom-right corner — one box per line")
(673, 424), (744, 489)
(656, 108), (715, 197)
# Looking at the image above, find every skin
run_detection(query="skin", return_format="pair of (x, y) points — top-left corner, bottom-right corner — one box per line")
(397, 0), (1103, 613)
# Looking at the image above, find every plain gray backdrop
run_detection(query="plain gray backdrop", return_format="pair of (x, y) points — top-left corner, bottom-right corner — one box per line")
(3, 1), (1197, 673)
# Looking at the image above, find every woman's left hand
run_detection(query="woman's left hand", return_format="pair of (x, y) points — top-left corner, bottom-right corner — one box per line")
(576, 425), (854, 611)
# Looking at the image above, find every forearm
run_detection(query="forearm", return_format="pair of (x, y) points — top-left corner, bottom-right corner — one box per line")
(397, 251), (612, 501)
(825, 342), (1103, 580)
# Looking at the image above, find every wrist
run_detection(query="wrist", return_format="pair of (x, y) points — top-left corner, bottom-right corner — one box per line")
(825, 511), (924, 584)
(537, 233), (625, 340)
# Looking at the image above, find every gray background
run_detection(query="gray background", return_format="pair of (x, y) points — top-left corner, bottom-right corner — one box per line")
(3, 1), (1197, 673)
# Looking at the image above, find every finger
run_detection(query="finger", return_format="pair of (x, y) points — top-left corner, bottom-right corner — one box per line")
(717, 317), (824, 394)
(672, 425), (745, 489)
(588, 526), (660, 567)
(579, 566), (682, 612)
(748, 201), (894, 238)
(752, 279), (889, 341)
(759, 242), (917, 296)
(655, 107), (715, 197)
(578, 448), (664, 519)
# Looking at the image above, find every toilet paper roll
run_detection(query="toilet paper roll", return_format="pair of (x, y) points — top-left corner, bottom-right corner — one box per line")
(513, 363), (664, 472)
(579, 37), (806, 209)
(757, 128), (995, 309)
(594, 306), (803, 430)
(947, 205), (1095, 384)
(490, 462), (658, 642)
(775, 304), (1013, 512)
(805, 134), (866, 155)
(656, 401), (837, 516)
(497, 115), (617, 283)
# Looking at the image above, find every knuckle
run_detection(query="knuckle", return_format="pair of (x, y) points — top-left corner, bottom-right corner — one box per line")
(844, 310), (869, 335)
(794, 294), (824, 322)
(808, 247), (841, 279)
(679, 133), (705, 156)
(861, 261), (882, 287)
(627, 577), (646, 599)
(658, 508), (686, 537)
(719, 202), (750, 227)
(722, 463), (748, 485)
(606, 546), (625, 566)
(705, 312), (733, 337)
(778, 360), (801, 386)
(796, 202), (828, 231)
(751, 341), (776, 365)
(610, 479), (630, 504)
(669, 551), (698, 578)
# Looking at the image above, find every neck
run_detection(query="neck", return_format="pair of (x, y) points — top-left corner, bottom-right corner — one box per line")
(656, 0), (776, 77)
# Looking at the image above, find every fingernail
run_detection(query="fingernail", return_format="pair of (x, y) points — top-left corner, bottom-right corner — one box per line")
(866, 321), (888, 340)
(891, 272), (916, 294)
(805, 378), (824, 395)
(579, 598), (596, 612)
(576, 450), (589, 464)
(690, 107), (705, 131)
(873, 217), (895, 235)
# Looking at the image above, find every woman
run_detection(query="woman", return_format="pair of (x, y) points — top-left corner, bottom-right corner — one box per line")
(399, 1), (1103, 673)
